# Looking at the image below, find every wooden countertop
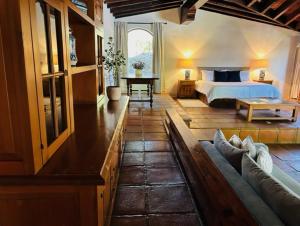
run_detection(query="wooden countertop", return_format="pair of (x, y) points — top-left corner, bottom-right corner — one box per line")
(0, 96), (129, 185)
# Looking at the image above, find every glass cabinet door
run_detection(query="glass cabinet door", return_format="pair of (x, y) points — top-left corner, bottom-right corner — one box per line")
(33, 0), (70, 161)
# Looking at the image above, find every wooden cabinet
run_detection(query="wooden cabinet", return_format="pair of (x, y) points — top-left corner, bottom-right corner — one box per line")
(0, 97), (129, 226)
(0, 0), (105, 175)
(177, 80), (196, 98)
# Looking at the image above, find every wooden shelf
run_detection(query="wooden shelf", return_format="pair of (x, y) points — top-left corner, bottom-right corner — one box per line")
(71, 65), (96, 75)
(68, 1), (95, 26)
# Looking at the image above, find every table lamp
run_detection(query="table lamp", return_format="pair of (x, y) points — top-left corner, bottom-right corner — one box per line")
(177, 59), (193, 80)
(250, 59), (269, 80)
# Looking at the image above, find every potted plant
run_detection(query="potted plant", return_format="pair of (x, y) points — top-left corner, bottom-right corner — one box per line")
(103, 37), (126, 101)
(132, 61), (145, 76)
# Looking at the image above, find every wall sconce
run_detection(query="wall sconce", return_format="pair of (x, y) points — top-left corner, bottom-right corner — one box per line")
(250, 59), (269, 80)
(177, 59), (193, 80)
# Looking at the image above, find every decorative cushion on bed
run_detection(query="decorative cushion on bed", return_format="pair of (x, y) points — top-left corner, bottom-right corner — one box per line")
(227, 71), (241, 82)
(240, 71), (250, 81)
(201, 70), (214, 81)
(242, 154), (300, 226)
(214, 129), (247, 173)
(214, 71), (228, 82)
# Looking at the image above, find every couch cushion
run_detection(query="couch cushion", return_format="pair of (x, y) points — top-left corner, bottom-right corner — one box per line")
(272, 165), (300, 197)
(242, 154), (300, 226)
(242, 136), (257, 159)
(256, 148), (273, 174)
(214, 129), (247, 173)
(229, 134), (242, 148)
(200, 141), (284, 226)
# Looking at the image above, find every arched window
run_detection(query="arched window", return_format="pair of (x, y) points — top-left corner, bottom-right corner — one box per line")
(128, 29), (153, 75)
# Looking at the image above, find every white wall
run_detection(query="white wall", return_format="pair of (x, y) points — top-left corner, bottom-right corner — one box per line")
(116, 9), (300, 97)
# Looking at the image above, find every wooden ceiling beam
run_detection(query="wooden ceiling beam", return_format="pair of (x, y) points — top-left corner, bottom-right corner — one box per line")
(260, 0), (277, 14)
(180, 0), (208, 24)
(208, 1), (265, 17)
(202, 3), (283, 27)
(285, 8), (300, 25)
(222, 0), (293, 29)
(110, 1), (182, 13)
(247, 0), (257, 7)
(272, 0), (298, 20)
(296, 21), (300, 30)
(106, 0), (170, 8)
(115, 3), (181, 18)
(111, 1), (182, 15)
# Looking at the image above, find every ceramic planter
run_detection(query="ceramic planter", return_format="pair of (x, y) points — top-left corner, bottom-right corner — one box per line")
(106, 86), (121, 101)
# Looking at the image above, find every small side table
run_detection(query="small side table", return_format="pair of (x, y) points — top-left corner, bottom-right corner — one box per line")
(177, 80), (196, 98)
(253, 80), (273, 85)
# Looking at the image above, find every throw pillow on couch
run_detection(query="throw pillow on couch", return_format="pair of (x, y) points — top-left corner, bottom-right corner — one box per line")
(214, 129), (271, 173)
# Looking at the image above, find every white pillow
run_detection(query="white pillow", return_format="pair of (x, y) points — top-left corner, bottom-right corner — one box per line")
(229, 134), (242, 148)
(240, 71), (250, 82)
(242, 136), (257, 159)
(256, 147), (273, 174)
(201, 70), (214, 81)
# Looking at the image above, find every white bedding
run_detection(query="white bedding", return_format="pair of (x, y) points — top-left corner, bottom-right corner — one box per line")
(195, 81), (280, 103)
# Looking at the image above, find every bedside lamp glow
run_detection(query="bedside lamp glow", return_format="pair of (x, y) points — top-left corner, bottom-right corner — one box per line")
(177, 59), (193, 80)
(250, 59), (269, 80)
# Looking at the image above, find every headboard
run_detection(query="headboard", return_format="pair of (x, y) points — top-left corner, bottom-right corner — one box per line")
(198, 66), (250, 71)
(198, 67), (250, 80)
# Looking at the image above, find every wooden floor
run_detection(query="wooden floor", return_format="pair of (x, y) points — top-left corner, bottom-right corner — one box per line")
(111, 94), (202, 226)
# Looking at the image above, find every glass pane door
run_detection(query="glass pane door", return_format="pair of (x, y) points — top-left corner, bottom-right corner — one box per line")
(35, 0), (68, 147)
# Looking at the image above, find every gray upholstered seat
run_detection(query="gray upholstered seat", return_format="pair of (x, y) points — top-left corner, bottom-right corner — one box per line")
(200, 141), (285, 226)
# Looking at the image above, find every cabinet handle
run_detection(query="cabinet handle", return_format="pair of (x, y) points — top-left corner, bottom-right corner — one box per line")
(100, 193), (103, 198)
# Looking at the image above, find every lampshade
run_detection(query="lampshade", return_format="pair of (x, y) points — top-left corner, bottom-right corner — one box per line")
(177, 59), (193, 69)
(250, 59), (269, 68)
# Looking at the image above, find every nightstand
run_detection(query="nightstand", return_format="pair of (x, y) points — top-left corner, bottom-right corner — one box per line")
(177, 80), (196, 98)
(253, 80), (273, 85)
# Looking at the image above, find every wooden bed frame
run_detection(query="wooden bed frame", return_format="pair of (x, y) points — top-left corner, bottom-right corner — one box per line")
(165, 109), (257, 226)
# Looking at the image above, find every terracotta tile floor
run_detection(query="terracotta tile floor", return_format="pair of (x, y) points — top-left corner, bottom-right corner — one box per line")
(111, 94), (202, 226)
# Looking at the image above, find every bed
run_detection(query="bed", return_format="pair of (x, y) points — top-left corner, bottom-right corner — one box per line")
(196, 67), (281, 106)
(196, 80), (280, 103)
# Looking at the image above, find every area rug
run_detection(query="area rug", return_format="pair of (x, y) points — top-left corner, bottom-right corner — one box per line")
(177, 99), (208, 108)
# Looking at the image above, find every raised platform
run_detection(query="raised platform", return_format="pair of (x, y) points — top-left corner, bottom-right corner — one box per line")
(184, 107), (300, 144)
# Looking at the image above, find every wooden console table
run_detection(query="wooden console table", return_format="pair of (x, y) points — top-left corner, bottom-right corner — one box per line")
(236, 98), (299, 122)
(121, 75), (159, 107)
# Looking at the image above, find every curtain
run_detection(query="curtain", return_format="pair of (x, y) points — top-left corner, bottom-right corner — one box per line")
(290, 47), (300, 99)
(152, 22), (164, 93)
(114, 22), (128, 89)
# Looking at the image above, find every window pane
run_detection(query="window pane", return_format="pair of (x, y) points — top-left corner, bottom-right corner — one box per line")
(35, 1), (49, 74)
(49, 8), (61, 73)
(42, 78), (56, 145)
(55, 76), (67, 134)
(128, 29), (153, 75)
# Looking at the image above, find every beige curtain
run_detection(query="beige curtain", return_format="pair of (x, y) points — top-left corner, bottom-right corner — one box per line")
(290, 46), (300, 99)
(152, 22), (164, 93)
(114, 22), (128, 90)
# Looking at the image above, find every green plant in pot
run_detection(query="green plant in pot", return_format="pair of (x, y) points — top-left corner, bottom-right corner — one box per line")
(103, 37), (126, 101)
(132, 61), (145, 76)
